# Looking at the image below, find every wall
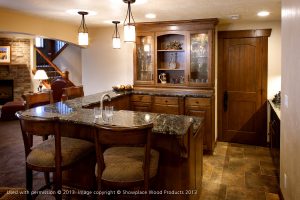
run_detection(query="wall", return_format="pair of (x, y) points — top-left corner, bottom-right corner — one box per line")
(0, 8), (78, 45)
(53, 44), (82, 85)
(217, 20), (281, 99)
(82, 27), (133, 95)
(281, 0), (300, 199)
(0, 38), (32, 101)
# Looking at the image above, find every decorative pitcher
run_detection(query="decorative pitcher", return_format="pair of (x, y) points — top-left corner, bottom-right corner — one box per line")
(159, 73), (167, 84)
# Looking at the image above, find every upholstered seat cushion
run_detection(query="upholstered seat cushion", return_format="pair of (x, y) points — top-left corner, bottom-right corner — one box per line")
(96, 147), (159, 183)
(27, 137), (94, 168)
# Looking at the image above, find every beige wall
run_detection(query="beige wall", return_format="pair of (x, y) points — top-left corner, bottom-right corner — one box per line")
(53, 45), (82, 85)
(218, 20), (281, 99)
(281, 0), (300, 199)
(0, 8), (78, 45)
(82, 27), (133, 95)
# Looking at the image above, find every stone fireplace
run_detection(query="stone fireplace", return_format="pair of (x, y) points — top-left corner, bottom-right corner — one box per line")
(0, 38), (32, 103)
(0, 79), (13, 104)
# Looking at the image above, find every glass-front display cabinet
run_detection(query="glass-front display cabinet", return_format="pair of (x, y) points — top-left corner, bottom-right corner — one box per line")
(134, 33), (155, 85)
(189, 30), (213, 87)
(156, 32), (186, 85)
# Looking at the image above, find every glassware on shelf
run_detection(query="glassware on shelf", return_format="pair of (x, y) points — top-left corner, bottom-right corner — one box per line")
(190, 33), (209, 84)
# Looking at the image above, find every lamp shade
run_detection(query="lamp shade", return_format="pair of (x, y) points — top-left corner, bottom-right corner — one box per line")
(124, 24), (136, 42)
(34, 70), (48, 80)
(78, 32), (89, 46)
(112, 37), (121, 49)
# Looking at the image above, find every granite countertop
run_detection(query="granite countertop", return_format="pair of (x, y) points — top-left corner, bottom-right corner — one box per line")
(19, 91), (203, 136)
(268, 99), (281, 120)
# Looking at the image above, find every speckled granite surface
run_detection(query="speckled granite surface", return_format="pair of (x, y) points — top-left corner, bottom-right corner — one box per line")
(19, 90), (203, 136)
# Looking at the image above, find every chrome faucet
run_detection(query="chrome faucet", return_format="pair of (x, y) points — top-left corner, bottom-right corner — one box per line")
(100, 93), (111, 116)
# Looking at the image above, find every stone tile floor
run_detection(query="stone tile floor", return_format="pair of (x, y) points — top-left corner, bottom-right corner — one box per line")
(0, 120), (281, 200)
(200, 142), (280, 200)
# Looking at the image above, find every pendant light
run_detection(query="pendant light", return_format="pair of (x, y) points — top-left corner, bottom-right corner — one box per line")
(78, 11), (89, 46)
(112, 21), (121, 49)
(123, 0), (136, 42)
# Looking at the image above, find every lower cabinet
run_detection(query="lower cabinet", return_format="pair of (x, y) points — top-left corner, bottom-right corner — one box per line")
(152, 96), (184, 115)
(185, 97), (215, 153)
(130, 94), (152, 112)
(130, 93), (215, 153)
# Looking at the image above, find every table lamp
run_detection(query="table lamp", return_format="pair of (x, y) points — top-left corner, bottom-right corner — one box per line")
(34, 69), (48, 92)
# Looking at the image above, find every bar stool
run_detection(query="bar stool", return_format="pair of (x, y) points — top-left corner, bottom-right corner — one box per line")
(61, 86), (84, 101)
(16, 112), (94, 200)
(94, 123), (159, 200)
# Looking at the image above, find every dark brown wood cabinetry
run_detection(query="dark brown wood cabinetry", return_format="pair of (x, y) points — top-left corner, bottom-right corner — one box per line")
(130, 94), (152, 112)
(152, 96), (184, 115)
(132, 19), (218, 153)
(269, 101), (280, 172)
(134, 19), (218, 89)
(185, 97), (215, 153)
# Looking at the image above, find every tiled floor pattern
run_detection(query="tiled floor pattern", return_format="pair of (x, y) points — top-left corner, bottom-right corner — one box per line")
(200, 142), (280, 200)
(1, 120), (280, 200)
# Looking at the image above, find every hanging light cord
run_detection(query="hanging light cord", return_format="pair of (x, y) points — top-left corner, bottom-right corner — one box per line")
(114, 23), (120, 38)
(124, 1), (135, 25)
(78, 12), (88, 33)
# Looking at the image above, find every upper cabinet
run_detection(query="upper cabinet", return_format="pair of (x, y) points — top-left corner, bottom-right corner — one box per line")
(134, 32), (155, 85)
(134, 19), (218, 89)
(156, 32), (187, 85)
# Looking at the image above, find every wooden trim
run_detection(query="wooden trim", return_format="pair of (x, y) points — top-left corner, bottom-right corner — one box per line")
(279, 188), (284, 200)
(136, 18), (219, 32)
(218, 29), (272, 39)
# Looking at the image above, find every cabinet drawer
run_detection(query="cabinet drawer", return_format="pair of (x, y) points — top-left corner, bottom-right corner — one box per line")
(186, 97), (211, 107)
(153, 96), (178, 105)
(131, 95), (152, 103)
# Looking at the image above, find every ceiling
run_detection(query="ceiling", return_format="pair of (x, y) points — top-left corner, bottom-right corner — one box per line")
(0, 0), (281, 26)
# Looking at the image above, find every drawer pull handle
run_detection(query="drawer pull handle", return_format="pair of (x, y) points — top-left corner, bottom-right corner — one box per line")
(165, 100), (168, 103)
(196, 101), (199, 104)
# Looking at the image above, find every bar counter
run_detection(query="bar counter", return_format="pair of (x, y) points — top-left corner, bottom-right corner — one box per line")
(18, 90), (204, 200)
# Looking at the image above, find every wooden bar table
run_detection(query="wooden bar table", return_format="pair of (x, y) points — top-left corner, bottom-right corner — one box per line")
(18, 91), (204, 200)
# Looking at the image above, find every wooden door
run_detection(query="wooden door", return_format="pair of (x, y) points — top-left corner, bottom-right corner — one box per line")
(218, 30), (271, 145)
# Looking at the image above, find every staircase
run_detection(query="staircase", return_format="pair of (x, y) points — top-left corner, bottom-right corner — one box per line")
(33, 39), (75, 88)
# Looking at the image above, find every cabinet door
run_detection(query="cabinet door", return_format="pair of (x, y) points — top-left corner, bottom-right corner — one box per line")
(185, 97), (214, 153)
(188, 30), (213, 87)
(134, 32), (155, 85)
(130, 94), (152, 112)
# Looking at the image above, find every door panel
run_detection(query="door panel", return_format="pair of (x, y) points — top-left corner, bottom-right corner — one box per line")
(218, 30), (270, 145)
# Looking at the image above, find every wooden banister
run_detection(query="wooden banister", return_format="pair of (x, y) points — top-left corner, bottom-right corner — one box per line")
(34, 46), (75, 87)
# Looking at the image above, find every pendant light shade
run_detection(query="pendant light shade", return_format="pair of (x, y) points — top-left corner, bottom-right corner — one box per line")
(123, 0), (136, 42)
(112, 21), (121, 49)
(78, 11), (89, 46)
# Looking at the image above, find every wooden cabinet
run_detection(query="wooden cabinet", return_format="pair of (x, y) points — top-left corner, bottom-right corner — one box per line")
(130, 94), (152, 112)
(134, 19), (218, 89)
(134, 32), (155, 85)
(185, 97), (215, 153)
(156, 32), (187, 85)
(152, 96), (184, 115)
(269, 101), (280, 171)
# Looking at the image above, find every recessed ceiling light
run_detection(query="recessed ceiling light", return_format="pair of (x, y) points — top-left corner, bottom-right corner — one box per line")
(257, 11), (270, 17)
(145, 13), (156, 19)
(66, 9), (97, 16)
(229, 14), (240, 20)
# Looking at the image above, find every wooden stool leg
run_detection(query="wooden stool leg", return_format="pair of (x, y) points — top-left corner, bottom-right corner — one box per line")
(26, 167), (33, 200)
(54, 170), (62, 200)
(44, 172), (50, 187)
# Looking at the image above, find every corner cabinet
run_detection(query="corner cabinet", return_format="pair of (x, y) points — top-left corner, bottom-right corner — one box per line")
(134, 19), (218, 89)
